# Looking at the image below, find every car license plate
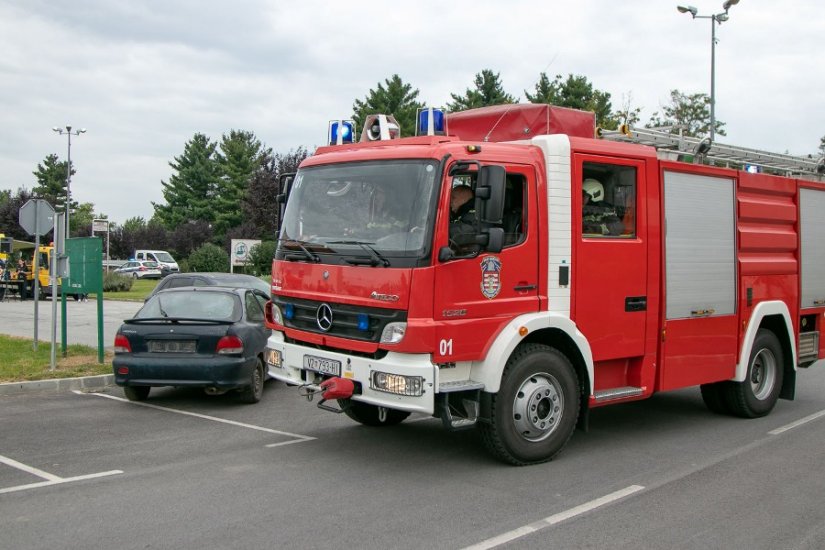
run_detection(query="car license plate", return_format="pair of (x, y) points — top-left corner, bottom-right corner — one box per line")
(303, 354), (341, 376)
(148, 340), (196, 353)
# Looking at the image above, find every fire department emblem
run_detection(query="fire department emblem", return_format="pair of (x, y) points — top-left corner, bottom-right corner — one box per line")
(479, 256), (502, 299)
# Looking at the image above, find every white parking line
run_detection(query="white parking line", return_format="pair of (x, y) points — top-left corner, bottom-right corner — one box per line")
(769, 408), (825, 435)
(76, 391), (316, 445)
(0, 453), (122, 495)
(461, 485), (645, 550)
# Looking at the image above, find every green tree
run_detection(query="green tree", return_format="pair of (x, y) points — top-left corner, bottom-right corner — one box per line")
(187, 242), (229, 272)
(646, 89), (726, 138)
(819, 135), (825, 154)
(353, 74), (424, 138)
(247, 240), (277, 276)
(32, 153), (76, 213)
(525, 73), (614, 129)
(213, 130), (268, 239)
(448, 69), (516, 112)
(153, 133), (219, 230)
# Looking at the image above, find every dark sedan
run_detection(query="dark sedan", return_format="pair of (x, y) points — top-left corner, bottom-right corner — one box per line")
(113, 286), (271, 404)
(145, 272), (270, 301)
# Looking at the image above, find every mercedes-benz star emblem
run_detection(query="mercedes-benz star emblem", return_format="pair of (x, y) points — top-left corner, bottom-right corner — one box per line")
(316, 303), (333, 332)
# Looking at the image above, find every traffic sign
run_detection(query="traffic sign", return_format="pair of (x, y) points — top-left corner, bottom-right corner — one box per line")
(19, 199), (55, 236)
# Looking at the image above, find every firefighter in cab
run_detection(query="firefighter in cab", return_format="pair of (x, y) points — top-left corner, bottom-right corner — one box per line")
(582, 178), (624, 236)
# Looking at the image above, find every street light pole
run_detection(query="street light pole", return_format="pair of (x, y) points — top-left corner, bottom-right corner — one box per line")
(677, 0), (739, 142)
(51, 125), (86, 237)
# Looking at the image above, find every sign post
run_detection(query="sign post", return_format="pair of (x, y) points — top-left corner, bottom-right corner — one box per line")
(230, 239), (261, 273)
(19, 199), (55, 351)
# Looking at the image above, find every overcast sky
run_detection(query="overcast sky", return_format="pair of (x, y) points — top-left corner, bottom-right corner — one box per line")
(1, 0), (823, 226)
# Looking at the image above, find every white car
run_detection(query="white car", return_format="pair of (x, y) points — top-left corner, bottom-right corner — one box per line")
(113, 260), (163, 279)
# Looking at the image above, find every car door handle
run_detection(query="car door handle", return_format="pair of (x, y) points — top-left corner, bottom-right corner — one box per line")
(625, 296), (647, 312)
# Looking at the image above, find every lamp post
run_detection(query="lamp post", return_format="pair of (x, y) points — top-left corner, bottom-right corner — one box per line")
(677, 0), (739, 142)
(51, 125), (86, 236)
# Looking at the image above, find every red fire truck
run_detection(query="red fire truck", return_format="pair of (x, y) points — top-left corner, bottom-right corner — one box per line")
(263, 104), (825, 465)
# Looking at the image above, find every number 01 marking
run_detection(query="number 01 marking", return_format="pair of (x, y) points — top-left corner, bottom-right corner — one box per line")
(439, 339), (453, 356)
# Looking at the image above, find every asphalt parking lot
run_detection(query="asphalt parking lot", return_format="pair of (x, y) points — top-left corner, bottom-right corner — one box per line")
(2, 367), (825, 549)
(0, 298), (142, 349)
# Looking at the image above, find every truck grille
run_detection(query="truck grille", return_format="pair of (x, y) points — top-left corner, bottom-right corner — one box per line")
(273, 296), (406, 343)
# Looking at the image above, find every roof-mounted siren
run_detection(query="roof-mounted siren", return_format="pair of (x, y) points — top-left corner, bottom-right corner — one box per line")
(360, 114), (401, 142)
(415, 107), (447, 136)
(328, 120), (356, 146)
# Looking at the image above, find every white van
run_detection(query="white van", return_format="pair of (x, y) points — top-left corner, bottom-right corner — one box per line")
(132, 250), (179, 273)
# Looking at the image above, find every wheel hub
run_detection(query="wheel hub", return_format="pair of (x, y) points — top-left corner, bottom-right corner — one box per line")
(750, 349), (776, 400)
(512, 373), (563, 442)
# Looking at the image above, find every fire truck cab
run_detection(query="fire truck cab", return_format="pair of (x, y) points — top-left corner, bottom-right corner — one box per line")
(264, 105), (825, 465)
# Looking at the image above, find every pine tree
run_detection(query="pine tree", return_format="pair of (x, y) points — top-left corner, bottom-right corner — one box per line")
(213, 130), (268, 239)
(32, 153), (74, 210)
(352, 75), (423, 138)
(153, 133), (219, 230)
(448, 70), (516, 112)
(525, 73), (614, 128)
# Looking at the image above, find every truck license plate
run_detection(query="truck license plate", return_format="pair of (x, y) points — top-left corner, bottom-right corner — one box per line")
(303, 354), (341, 376)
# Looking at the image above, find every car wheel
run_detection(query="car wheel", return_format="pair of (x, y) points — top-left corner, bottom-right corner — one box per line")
(724, 329), (784, 418)
(238, 358), (265, 404)
(132, 272), (139, 279)
(124, 386), (150, 401)
(478, 343), (580, 465)
(340, 401), (411, 426)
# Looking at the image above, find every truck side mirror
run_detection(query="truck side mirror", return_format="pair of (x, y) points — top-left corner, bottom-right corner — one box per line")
(477, 165), (505, 224)
(485, 227), (504, 253)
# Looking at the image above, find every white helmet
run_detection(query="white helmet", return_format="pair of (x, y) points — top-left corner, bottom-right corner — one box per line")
(582, 178), (604, 203)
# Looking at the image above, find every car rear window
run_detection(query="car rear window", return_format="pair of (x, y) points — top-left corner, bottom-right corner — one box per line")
(137, 291), (241, 322)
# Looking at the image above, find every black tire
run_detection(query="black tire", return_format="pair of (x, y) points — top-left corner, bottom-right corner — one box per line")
(479, 343), (580, 466)
(238, 358), (265, 404)
(724, 329), (784, 418)
(700, 382), (730, 415)
(339, 400), (411, 426)
(132, 272), (139, 279)
(124, 385), (150, 401)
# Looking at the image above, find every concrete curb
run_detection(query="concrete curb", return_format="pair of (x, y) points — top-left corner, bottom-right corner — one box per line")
(0, 374), (114, 396)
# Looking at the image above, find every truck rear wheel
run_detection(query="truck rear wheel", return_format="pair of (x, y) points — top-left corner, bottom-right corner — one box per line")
(340, 401), (411, 426)
(725, 329), (784, 418)
(480, 343), (579, 466)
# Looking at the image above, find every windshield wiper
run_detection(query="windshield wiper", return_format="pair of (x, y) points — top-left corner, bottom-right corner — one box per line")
(279, 239), (320, 263)
(327, 240), (390, 267)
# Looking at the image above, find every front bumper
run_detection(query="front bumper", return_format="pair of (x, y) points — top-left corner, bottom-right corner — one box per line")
(113, 354), (255, 389)
(265, 332), (436, 414)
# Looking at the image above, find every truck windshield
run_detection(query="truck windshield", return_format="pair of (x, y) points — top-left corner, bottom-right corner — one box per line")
(279, 160), (438, 259)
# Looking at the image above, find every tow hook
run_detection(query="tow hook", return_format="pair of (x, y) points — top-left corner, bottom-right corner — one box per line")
(300, 378), (355, 413)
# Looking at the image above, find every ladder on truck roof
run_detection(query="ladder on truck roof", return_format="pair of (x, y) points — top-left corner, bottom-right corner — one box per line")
(598, 126), (825, 180)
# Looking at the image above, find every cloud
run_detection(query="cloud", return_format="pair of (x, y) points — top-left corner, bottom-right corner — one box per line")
(1, 0), (823, 225)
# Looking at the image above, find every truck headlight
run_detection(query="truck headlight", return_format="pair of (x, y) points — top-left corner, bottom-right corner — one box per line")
(271, 304), (283, 325)
(380, 322), (406, 344)
(371, 371), (423, 396)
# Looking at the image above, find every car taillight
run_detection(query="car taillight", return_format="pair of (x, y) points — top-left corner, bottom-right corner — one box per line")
(114, 334), (132, 353)
(216, 335), (244, 354)
(139, 266), (146, 271)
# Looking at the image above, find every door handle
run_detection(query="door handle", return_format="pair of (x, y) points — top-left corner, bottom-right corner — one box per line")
(625, 296), (647, 312)
(514, 284), (537, 292)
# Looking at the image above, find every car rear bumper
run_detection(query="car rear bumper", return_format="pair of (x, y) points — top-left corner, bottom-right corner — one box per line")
(113, 354), (256, 388)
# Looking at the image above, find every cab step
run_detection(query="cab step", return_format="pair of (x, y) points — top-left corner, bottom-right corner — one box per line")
(594, 386), (644, 403)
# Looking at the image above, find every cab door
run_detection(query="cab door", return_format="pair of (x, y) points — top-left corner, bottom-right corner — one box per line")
(573, 155), (649, 362)
(433, 164), (540, 363)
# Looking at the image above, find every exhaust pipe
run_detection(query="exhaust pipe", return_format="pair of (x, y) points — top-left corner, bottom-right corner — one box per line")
(203, 386), (228, 396)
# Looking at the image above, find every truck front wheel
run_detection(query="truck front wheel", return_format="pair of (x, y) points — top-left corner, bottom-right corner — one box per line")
(340, 400), (411, 426)
(480, 343), (580, 465)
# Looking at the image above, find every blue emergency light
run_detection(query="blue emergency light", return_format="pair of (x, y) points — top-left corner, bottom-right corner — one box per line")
(416, 107), (446, 136)
(357, 313), (370, 331)
(328, 120), (355, 145)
